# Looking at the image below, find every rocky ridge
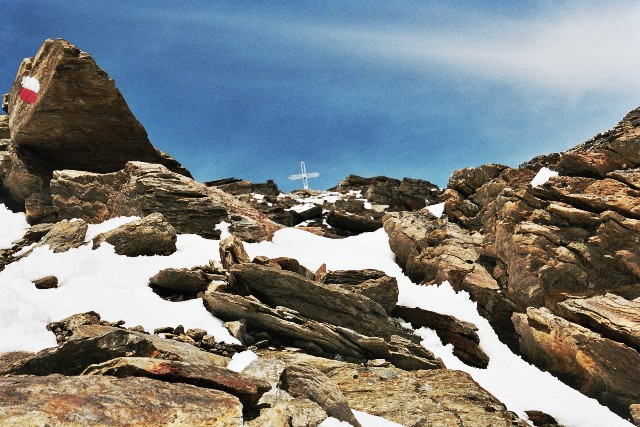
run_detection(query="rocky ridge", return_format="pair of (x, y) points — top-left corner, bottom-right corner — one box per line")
(1, 37), (639, 426)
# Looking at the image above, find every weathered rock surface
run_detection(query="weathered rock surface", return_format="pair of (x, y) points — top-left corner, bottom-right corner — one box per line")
(50, 162), (227, 238)
(394, 305), (490, 368)
(82, 356), (270, 407)
(0, 375), (242, 426)
(513, 307), (640, 418)
(555, 293), (640, 352)
(281, 364), (362, 426)
(36, 218), (87, 253)
(203, 290), (441, 370)
(332, 175), (443, 211)
(4, 38), (190, 177)
(0, 324), (229, 376)
(261, 350), (528, 427)
(322, 269), (399, 314)
(46, 311), (102, 343)
(220, 234), (250, 270)
(631, 404), (640, 426)
(92, 212), (177, 256)
(230, 263), (400, 340)
(326, 210), (383, 233)
(148, 267), (209, 294)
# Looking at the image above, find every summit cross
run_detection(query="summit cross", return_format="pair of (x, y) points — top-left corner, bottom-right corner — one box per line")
(288, 161), (319, 190)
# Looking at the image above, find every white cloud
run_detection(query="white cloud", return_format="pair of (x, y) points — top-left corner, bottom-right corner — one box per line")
(324, 2), (640, 97)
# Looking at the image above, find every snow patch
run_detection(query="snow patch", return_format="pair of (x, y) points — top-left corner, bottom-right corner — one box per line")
(530, 167), (558, 188)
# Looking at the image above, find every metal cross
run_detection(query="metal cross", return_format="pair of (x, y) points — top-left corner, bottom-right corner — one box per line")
(288, 161), (319, 190)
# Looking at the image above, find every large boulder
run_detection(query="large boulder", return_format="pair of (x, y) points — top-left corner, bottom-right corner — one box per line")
(92, 213), (177, 256)
(513, 307), (640, 419)
(4, 38), (190, 177)
(50, 162), (227, 238)
(0, 375), (242, 426)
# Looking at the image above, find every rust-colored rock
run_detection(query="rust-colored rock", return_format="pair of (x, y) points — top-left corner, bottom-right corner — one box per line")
(0, 375), (242, 426)
(513, 307), (640, 418)
(220, 234), (250, 270)
(82, 356), (270, 407)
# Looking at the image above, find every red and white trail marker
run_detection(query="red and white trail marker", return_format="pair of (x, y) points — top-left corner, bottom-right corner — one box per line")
(19, 76), (40, 104)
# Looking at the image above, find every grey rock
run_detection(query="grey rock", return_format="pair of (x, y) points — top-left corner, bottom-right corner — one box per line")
(36, 219), (87, 253)
(149, 267), (208, 294)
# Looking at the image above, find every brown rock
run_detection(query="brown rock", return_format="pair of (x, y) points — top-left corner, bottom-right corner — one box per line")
(0, 324), (229, 376)
(0, 375), (242, 426)
(556, 293), (640, 352)
(36, 218), (87, 253)
(82, 356), (270, 407)
(149, 267), (208, 294)
(92, 212), (176, 256)
(326, 210), (382, 234)
(5, 39), (191, 176)
(32, 275), (58, 289)
(229, 263), (400, 340)
(631, 404), (640, 426)
(513, 307), (640, 418)
(263, 350), (528, 427)
(51, 162), (228, 239)
(220, 234), (250, 270)
(525, 410), (561, 427)
(46, 311), (102, 343)
(282, 364), (362, 427)
(0, 115), (8, 138)
(323, 269), (398, 314)
(393, 305), (489, 369)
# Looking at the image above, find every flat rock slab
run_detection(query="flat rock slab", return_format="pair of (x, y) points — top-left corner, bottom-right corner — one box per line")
(83, 356), (270, 407)
(513, 307), (640, 419)
(557, 293), (640, 352)
(0, 375), (242, 426)
(0, 324), (229, 376)
(258, 350), (528, 427)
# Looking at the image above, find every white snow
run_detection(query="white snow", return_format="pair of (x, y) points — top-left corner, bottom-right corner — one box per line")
(530, 167), (559, 188)
(353, 410), (406, 427)
(227, 350), (259, 372)
(425, 201), (445, 217)
(0, 204), (632, 427)
(0, 204), (29, 249)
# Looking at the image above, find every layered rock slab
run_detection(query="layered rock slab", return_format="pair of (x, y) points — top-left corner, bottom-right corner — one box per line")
(4, 38), (190, 176)
(259, 350), (528, 427)
(513, 307), (640, 419)
(0, 375), (242, 426)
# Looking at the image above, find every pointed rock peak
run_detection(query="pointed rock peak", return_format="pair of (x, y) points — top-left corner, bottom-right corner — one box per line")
(4, 38), (190, 177)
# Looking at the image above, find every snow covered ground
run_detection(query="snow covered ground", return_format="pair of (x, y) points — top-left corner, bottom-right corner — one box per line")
(0, 204), (633, 426)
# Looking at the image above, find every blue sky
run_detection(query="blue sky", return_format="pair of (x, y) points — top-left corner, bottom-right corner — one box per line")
(2, 1), (639, 191)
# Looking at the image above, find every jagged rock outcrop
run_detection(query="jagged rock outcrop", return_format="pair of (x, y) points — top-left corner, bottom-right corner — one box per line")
(229, 263), (400, 340)
(322, 269), (399, 314)
(4, 38), (190, 176)
(281, 364), (362, 426)
(383, 106), (640, 416)
(0, 375), (243, 427)
(92, 213), (177, 256)
(36, 218), (88, 253)
(0, 38), (192, 222)
(513, 307), (640, 418)
(332, 175), (443, 211)
(393, 305), (490, 368)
